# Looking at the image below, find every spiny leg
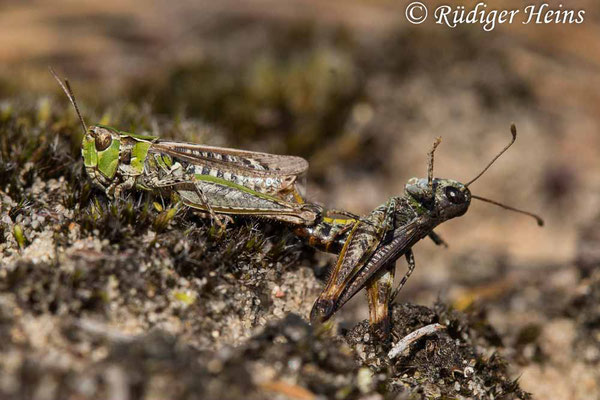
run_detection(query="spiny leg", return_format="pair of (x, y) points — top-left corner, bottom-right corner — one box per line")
(391, 249), (416, 303)
(365, 261), (395, 340)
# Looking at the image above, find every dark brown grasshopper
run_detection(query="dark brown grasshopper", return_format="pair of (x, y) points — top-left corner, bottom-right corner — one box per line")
(303, 128), (544, 337)
(53, 69), (543, 340)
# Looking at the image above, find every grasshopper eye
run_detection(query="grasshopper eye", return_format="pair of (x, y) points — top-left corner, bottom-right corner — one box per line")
(95, 131), (112, 151)
(445, 186), (466, 204)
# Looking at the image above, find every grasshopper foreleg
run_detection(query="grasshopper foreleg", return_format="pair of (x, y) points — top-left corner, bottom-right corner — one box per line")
(108, 176), (136, 199)
(391, 248), (416, 303)
(428, 231), (448, 247)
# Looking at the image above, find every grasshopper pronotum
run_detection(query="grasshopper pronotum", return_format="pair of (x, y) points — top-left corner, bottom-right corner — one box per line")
(52, 69), (543, 341)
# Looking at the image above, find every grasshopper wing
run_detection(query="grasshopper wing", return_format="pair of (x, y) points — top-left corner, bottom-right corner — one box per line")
(333, 221), (423, 313)
(150, 141), (309, 202)
(151, 141), (308, 178)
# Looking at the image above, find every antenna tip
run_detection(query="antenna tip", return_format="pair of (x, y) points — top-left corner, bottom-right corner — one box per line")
(510, 123), (517, 139)
(49, 66), (59, 80)
(536, 217), (545, 227)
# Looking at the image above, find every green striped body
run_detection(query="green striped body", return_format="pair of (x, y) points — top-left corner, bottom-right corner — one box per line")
(82, 125), (316, 225)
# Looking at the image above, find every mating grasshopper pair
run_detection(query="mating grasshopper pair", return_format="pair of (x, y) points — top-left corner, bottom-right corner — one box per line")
(52, 69), (543, 339)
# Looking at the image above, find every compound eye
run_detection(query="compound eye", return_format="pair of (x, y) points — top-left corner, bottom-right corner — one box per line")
(445, 186), (465, 204)
(94, 130), (112, 151)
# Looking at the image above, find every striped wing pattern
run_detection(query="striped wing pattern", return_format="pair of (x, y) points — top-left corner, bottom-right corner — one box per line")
(151, 141), (308, 178)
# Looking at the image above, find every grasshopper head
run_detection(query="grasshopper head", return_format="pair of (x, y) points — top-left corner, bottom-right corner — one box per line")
(50, 69), (156, 196)
(49, 69), (124, 193)
(407, 125), (543, 226)
(405, 177), (471, 221)
(81, 126), (123, 191)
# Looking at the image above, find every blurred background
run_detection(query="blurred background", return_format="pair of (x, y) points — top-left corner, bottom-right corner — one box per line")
(1, 0), (600, 397)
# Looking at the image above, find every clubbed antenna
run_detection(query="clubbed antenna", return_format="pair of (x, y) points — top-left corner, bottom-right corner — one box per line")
(49, 67), (87, 134)
(427, 136), (442, 191)
(465, 124), (517, 187)
(472, 195), (544, 226)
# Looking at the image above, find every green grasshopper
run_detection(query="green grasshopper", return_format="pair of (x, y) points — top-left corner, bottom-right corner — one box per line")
(52, 69), (543, 340)
(51, 69), (327, 230)
(51, 69), (367, 247)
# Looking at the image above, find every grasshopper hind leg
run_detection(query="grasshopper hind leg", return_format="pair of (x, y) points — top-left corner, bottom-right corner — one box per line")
(173, 181), (228, 230)
(367, 248), (416, 341)
(365, 261), (395, 341)
(193, 185), (227, 230)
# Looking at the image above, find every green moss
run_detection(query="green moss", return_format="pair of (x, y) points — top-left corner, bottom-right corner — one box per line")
(173, 291), (196, 305)
(153, 206), (178, 232)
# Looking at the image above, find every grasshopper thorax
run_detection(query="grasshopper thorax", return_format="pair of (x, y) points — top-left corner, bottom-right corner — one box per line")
(405, 177), (471, 221)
